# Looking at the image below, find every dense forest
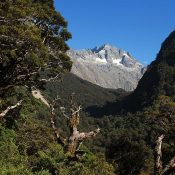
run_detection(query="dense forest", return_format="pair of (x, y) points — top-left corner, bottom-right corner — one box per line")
(1, 1), (175, 175)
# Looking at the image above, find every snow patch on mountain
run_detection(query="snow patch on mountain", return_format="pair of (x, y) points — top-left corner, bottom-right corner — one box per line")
(67, 44), (146, 91)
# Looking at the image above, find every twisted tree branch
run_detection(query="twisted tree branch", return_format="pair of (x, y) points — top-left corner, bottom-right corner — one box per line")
(155, 135), (175, 175)
(155, 135), (164, 174)
(0, 100), (23, 118)
(161, 156), (175, 175)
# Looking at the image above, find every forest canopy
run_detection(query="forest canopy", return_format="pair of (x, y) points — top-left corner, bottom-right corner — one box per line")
(0, 0), (72, 92)
(0, 1), (116, 175)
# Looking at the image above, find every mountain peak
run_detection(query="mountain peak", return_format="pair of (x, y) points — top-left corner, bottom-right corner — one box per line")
(68, 44), (141, 66)
(92, 44), (115, 52)
(67, 44), (145, 91)
(102, 43), (112, 49)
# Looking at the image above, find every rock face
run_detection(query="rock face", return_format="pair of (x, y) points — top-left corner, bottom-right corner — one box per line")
(67, 44), (145, 91)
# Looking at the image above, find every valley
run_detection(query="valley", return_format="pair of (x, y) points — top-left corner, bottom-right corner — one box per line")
(1, 1), (175, 175)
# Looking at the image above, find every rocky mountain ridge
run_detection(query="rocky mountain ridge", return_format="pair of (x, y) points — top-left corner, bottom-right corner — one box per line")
(67, 44), (146, 91)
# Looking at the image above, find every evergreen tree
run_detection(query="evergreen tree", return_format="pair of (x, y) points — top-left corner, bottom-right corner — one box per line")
(0, 0), (72, 93)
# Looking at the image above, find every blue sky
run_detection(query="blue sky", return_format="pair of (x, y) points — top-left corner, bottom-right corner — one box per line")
(55, 0), (175, 65)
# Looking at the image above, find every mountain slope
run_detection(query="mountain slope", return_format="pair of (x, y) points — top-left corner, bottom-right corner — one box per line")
(124, 30), (175, 111)
(44, 73), (127, 117)
(83, 31), (175, 115)
(67, 44), (145, 91)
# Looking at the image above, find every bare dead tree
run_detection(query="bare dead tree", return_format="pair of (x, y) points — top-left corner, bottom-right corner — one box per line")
(0, 100), (23, 119)
(155, 135), (164, 174)
(49, 95), (100, 158)
(49, 98), (66, 147)
(155, 135), (175, 175)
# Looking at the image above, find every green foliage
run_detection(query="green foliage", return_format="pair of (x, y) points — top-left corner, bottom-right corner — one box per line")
(1, 1), (175, 175)
(106, 129), (154, 175)
(0, 0), (72, 92)
(43, 73), (175, 175)
(36, 143), (115, 175)
(102, 95), (175, 175)
(0, 1), (115, 175)
(0, 85), (115, 175)
(0, 124), (36, 174)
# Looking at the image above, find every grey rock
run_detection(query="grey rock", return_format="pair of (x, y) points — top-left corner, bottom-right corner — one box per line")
(67, 44), (146, 91)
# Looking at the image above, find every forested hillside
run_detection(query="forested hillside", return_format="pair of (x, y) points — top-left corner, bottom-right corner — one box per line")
(44, 73), (127, 117)
(124, 30), (175, 112)
(42, 31), (175, 175)
(1, 1), (175, 175)
(97, 31), (175, 175)
(0, 1), (115, 174)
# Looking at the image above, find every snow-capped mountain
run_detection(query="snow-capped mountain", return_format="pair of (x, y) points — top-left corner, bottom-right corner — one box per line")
(67, 44), (146, 91)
